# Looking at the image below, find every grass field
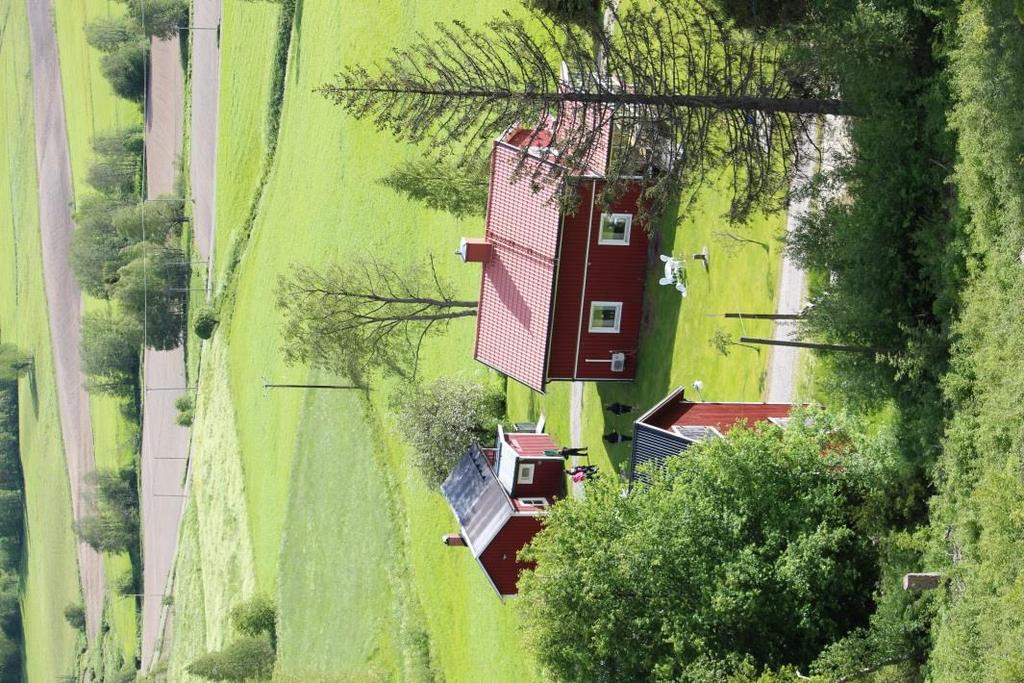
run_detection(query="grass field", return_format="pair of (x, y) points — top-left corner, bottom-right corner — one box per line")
(53, 0), (144, 662)
(167, 0), (786, 679)
(0, 0), (84, 678)
(211, 0), (281, 287)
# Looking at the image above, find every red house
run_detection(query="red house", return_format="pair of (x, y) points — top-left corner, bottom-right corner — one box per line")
(440, 425), (567, 597)
(629, 388), (794, 481)
(459, 104), (651, 393)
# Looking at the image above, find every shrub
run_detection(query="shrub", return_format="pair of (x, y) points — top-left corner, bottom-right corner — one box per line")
(715, 0), (810, 29)
(63, 604), (86, 632)
(74, 509), (138, 554)
(112, 570), (137, 596)
(193, 306), (219, 340)
(0, 345), (32, 383)
(390, 376), (505, 488)
(230, 594), (277, 646)
(525, 0), (601, 28)
(85, 16), (136, 53)
(186, 637), (275, 681)
(100, 40), (149, 102)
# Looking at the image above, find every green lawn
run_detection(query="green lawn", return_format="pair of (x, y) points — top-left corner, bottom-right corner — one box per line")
(168, 0), (786, 679)
(53, 0), (143, 662)
(0, 0), (84, 678)
(212, 0), (281, 287)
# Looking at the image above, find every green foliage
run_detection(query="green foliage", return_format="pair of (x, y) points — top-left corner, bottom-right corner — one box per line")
(100, 40), (149, 102)
(390, 376), (505, 488)
(523, 0), (600, 28)
(924, 2), (1024, 679)
(715, 0), (809, 29)
(193, 306), (219, 340)
(117, 0), (189, 39)
(110, 243), (189, 350)
(71, 195), (132, 297)
(265, 0), (297, 151)
(379, 153), (489, 219)
(86, 127), (143, 197)
(63, 604), (86, 632)
(111, 196), (185, 244)
(75, 509), (138, 554)
(230, 594), (277, 647)
(175, 394), (194, 426)
(0, 344), (32, 382)
(112, 570), (137, 597)
(80, 311), (143, 398)
(519, 411), (899, 680)
(0, 491), (23, 540)
(84, 15), (137, 53)
(186, 637), (275, 681)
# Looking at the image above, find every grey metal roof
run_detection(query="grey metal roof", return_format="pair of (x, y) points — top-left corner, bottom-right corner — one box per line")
(441, 445), (513, 557)
(628, 422), (692, 483)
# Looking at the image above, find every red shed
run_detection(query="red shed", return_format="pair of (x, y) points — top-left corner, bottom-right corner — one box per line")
(460, 106), (650, 393)
(440, 426), (567, 597)
(629, 387), (794, 481)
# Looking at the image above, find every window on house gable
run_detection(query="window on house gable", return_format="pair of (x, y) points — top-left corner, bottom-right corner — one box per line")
(518, 497), (549, 508)
(589, 301), (623, 334)
(599, 213), (633, 245)
(517, 463), (536, 485)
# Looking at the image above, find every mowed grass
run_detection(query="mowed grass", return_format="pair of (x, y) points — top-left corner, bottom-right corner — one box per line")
(212, 0), (280, 286)
(0, 0), (83, 678)
(166, 339), (256, 682)
(53, 0), (143, 661)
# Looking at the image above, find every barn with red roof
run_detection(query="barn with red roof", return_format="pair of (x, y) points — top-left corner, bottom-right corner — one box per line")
(458, 100), (651, 393)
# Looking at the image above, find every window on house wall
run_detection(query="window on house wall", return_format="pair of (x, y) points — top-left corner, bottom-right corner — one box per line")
(599, 213), (633, 245)
(589, 301), (623, 333)
(517, 462), (535, 485)
(518, 497), (549, 508)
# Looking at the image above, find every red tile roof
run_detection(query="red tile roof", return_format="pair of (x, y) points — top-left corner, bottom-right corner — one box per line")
(474, 144), (562, 392)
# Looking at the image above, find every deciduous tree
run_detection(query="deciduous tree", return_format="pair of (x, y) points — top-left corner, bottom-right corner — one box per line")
(80, 311), (142, 398)
(518, 410), (899, 681)
(390, 376), (505, 488)
(277, 256), (477, 381)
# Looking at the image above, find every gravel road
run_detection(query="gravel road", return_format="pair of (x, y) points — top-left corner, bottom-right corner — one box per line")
(26, 0), (105, 640)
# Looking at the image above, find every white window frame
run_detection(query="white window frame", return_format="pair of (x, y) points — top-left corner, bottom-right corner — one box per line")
(518, 497), (548, 508)
(517, 462), (536, 485)
(589, 301), (623, 334)
(598, 213), (633, 245)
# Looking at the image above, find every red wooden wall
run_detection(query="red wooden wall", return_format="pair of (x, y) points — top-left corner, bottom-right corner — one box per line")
(511, 459), (566, 499)
(479, 516), (544, 595)
(547, 180), (649, 381)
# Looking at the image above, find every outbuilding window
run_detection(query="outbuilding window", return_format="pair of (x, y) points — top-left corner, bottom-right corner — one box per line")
(519, 497), (548, 508)
(517, 463), (535, 485)
(599, 213), (632, 245)
(589, 301), (623, 334)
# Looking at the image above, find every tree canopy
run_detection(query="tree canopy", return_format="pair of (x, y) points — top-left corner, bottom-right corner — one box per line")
(390, 376), (505, 488)
(321, 0), (844, 219)
(518, 411), (899, 681)
(276, 255), (477, 381)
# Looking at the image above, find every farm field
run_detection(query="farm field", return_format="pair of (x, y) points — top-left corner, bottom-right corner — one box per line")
(167, 0), (786, 679)
(0, 0), (83, 678)
(52, 0), (145, 664)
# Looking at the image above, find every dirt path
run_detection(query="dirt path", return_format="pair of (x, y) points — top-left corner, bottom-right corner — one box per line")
(765, 117), (847, 403)
(142, 0), (223, 669)
(139, 34), (187, 671)
(25, 0), (105, 639)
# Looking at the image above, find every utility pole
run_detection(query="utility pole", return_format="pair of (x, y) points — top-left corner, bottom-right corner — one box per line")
(739, 337), (878, 354)
(723, 313), (803, 320)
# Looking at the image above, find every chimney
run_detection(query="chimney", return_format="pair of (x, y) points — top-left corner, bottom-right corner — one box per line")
(456, 237), (492, 264)
(442, 533), (467, 547)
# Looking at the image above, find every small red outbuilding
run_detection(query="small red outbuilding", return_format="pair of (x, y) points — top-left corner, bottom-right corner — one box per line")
(460, 109), (650, 393)
(440, 426), (567, 597)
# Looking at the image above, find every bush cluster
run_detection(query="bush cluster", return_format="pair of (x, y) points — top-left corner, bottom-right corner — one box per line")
(74, 468), (140, 564)
(525, 0), (601, 28)
(188, 595), (278, 681)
